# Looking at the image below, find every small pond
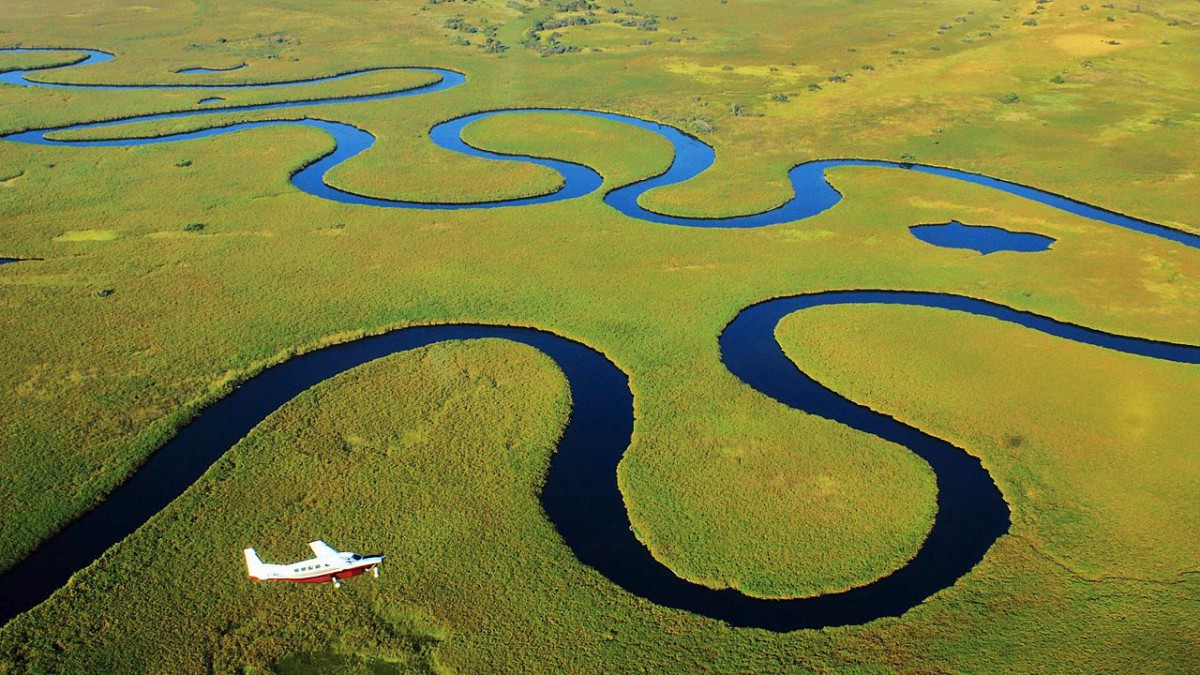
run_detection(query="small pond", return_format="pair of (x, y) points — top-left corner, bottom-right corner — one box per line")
(910, 220), (1055, 254)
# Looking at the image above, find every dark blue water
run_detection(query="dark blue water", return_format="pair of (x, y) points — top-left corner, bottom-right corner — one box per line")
(0, 258), (21, 265)
(2, 48), (1199, 632)
(1, 294), (1197, 630)
(0, 325), (634, 629)
(910, 221), (1055, 255)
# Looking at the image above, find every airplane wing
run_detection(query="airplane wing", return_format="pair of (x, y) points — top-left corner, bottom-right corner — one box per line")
(308, 540), (340, 559)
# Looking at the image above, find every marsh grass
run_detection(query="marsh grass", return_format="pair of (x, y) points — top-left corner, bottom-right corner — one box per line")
(1, 0), (1198, 671)
(777, 305), (1200, 582)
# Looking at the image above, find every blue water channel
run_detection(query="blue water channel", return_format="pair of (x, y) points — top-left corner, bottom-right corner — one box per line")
(3, 48), (1197, 248)
(1, 47), (1198, 632)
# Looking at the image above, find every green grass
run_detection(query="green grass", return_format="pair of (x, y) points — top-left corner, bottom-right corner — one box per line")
(777, 304), (1200, 581)
(460, 111), (675, 190)
(0, 0), (1198, 671)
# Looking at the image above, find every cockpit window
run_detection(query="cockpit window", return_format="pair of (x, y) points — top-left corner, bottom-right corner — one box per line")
(351, 554), (362, 561)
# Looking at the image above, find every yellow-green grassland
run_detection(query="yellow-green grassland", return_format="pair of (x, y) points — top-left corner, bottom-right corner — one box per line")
(0, 0), (1197, 671)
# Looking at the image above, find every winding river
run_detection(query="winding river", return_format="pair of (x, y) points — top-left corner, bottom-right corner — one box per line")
(4, 48), (1199, 247)
(1, 48), (1197, 631)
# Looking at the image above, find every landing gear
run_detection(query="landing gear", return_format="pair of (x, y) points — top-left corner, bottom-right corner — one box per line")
(331, 576), (341, 589)
(372, 566), (379, 579)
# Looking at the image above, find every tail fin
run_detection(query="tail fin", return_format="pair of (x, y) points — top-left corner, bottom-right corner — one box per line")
(244, 548), (267, 580)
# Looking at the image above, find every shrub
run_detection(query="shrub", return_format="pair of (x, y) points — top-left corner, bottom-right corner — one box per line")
(680, 116), (715, 134)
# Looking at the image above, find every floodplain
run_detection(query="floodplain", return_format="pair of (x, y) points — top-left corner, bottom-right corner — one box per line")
(0, 0), (1197, 671)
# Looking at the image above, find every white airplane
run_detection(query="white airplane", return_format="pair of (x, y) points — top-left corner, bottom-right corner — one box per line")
(244, 540), (384, 588)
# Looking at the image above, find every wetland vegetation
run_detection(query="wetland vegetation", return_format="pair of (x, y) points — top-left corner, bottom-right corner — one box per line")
(0, 0), (1197, 671)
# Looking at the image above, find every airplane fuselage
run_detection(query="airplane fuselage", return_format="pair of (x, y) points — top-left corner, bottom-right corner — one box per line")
(255, 555), (381, 584)
(245, 541), (384, 587)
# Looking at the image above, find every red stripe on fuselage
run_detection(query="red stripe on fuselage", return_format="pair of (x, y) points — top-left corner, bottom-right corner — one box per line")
(256, 561), (379, 584)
